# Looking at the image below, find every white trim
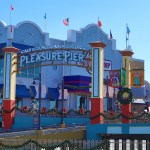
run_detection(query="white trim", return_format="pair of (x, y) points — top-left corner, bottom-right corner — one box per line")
(15, 21), (47, 35)
(0, 21), (7, 27)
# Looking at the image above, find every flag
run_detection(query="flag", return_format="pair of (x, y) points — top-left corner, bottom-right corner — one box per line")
(126, 25), (130, 35)
(110, 29), (113, 39)
(98, 18), (102, 27)
(10, 4), (14, 11)
(44, 13), (46, 19)
(126, 24), (130, 49)
(63, 18), (69, 26)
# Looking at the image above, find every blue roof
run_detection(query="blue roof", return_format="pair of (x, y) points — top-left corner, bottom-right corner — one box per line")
(0, 42), (34, 53)
(47, 88), (59, 101)
(16, 85), (30, 98)
(12, 42), (34, 52)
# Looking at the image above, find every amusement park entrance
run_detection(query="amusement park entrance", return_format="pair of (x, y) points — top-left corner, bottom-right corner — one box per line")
(2, 45), (93, 130)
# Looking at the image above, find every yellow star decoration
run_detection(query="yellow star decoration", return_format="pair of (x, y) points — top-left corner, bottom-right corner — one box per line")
(122, 92), (129, 99)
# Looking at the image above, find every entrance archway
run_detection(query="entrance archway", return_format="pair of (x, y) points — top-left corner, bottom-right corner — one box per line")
(2, 45), (93, 129)
(2, 42), (106, 129)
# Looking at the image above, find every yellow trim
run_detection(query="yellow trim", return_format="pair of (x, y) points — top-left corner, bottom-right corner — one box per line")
(122, 56), (131, 88)
(91, 47), (104, 99)
(3, 52), (18, 100)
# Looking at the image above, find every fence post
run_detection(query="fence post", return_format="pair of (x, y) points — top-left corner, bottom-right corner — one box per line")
(66, 143), (69, 150)
(122, 139), (126, 150)
(115, 139), (119, 150)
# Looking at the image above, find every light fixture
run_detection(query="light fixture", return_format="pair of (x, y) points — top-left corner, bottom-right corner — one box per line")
(32, 73), (42, 130)
(32, 80), (36, 85)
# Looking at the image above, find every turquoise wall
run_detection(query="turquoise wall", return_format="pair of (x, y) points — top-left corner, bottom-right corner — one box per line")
(0, 116), (90, 131)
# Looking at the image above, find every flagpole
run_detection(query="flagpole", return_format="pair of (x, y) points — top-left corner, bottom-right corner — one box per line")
(9, 9), (12, 47)
(126, 36), (127, 49)
(9, 4), (14, 46)
(62, 17), (69, 75)
(67, 18), (69, 33)
(128, 33), (130, 49)
(97, 17), (100, 39)
(97, 17), (102, 40)
(64, 21), (68, 75)
(126, 24), (127, 49)
(43, 13), (47, 32)
(10, 4), (14, 25)
(10, 10), (12, 25)
(45, 13), (47, 31)
(10, 5), (12, 25)
(45, 20), (46, 31)
(66, 21), (71, 75)
(126, 24), (130, 50)
(66, 18), (71, 75)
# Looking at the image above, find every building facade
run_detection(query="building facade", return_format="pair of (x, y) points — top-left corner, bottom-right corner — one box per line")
(0, 20), (146, 114)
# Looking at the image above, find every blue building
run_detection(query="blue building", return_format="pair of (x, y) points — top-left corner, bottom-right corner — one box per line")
(0, 20), (146, 116)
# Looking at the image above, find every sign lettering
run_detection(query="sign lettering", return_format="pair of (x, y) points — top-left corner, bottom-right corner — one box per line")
(20, 51), (85, 67)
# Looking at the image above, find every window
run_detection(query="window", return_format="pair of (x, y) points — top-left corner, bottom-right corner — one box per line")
(17, 63), (41, 78)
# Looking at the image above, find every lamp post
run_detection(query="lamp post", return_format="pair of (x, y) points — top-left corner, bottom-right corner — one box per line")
(113, 87), (116, 111)
(38, 72), (42, 130)
(61, 78), (65, 125)
(33, 72), (42, 130)
(106, 75), (109, 111)
(58, 78), (65, 128)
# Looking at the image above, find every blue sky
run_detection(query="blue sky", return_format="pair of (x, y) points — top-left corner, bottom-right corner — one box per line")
(0, 0), (150, 82)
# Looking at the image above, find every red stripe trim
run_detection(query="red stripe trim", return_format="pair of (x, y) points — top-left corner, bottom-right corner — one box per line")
(3, 47), (18, 53)
(68, 90), (91, 94)
(64, 80), (90, 84)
